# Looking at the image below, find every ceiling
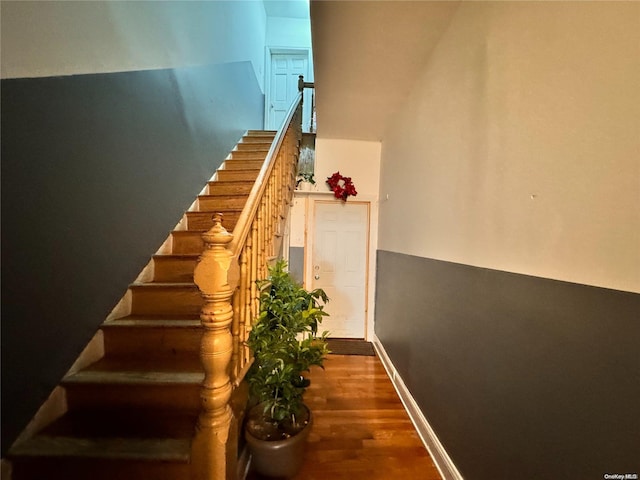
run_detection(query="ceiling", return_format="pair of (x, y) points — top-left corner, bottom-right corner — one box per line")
(310, 1), (460, 141)
(263, 0), (310, 19)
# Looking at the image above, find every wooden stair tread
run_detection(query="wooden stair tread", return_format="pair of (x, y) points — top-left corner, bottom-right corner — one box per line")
(240, 137), (273, 142)
(236, 141), (271, 147)
(152, 253), (199, 260)
(196, 195), (248, 210)
(115, 314), (201, 322)
(206, 181), (256, 196)
(39, 408), (198, 439)
(228, 153), (267, 160)
(129, 281), (197, 288)
(218, 167), (261, 172)
(217, 169), (260, 181)
(196, 195), (247, 203)
(246, 130), (276, 136)
(69, 355), (203, 376)
(197, 193), (247, 199)
(103, 318), (201, 328)
(222, 160), (264, 170)
(62, 357), (203, 411)
(234, 146), (270, 153)
(206, 190), (253, 197)
(208, 179), (255, 185)
(64, 370), (203, 385)
(10, 435), (191, 462)
(186, 208), (242, 214)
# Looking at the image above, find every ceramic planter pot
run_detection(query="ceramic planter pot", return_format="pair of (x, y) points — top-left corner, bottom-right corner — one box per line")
(245, 405), (313, 478)
(298, 180), (313, 191)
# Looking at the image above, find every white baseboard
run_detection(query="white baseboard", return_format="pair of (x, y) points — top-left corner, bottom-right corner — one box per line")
(372, 335), (464, 480)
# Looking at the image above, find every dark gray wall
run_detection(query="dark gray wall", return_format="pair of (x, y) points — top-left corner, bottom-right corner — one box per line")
(375, 250), (640, 479)
(1, 62), (264, 453)
(288, 247), (305, 285)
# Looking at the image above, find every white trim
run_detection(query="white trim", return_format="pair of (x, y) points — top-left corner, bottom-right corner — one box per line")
(372, 335), (464, 480)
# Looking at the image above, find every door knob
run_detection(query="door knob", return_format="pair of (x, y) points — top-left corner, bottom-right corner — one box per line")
(314, 274), (320, 280)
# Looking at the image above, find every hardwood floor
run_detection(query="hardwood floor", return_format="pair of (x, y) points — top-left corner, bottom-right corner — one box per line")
(247, 354), (442, 480)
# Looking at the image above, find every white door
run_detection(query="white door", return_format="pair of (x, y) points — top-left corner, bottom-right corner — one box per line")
(267, 54), (308, 130)
(312, 202), (369, 338)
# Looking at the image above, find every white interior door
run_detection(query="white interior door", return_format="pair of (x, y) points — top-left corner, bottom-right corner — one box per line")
(312, 202), (369, 338)
(267, 54), (308, 130)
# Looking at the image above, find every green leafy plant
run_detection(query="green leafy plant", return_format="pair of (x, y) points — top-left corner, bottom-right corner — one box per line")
(246, 260), (329, 440)
(295, 172), (316, 188)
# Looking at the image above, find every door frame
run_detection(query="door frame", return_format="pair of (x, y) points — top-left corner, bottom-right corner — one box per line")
(304, 196), (376, 340)
(264, 47), (313, 131)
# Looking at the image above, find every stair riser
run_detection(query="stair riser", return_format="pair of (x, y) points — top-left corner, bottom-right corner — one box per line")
(171, 232), (205, 255)
(216, 170), (259, 182)
(223, 159), (264, 170)
(102, 327), (202, 357)
(153, 257), (198, 282)
(64, 383), (201, 411)
(186, 212), (239, 231)
(242, 134), (275, 143)
(206, 182), (255, 196)
(229, 150), (267, 161)
(12, 458), (190, 480)
(197, 196), (246, 211)
(130, 287), (202, 316)
(235, 143), (271, 151)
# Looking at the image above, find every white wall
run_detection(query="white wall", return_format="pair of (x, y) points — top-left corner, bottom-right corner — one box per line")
(378, 2), (640, 293)
(267, 16), (312, 50)
(1, 1), (267, 90)
(266, 15), (314, 80)
(314, 138), (381, 197)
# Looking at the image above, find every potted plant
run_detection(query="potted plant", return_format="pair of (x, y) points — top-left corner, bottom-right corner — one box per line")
(296, 172), (316, 191)
(245, 260), (329, 478)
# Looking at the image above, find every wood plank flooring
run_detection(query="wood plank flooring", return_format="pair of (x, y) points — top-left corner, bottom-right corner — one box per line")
(247, 354), (442, 480)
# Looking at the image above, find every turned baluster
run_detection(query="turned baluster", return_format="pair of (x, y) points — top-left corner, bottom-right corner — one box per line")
(249, 222), (259, 335)
(238, 248), (248, 369)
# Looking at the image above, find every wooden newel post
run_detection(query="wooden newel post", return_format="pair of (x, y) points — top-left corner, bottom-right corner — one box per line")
(192, 214), (235, 480)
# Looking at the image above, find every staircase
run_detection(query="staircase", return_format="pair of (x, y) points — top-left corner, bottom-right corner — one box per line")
(8, 131), (277, 480)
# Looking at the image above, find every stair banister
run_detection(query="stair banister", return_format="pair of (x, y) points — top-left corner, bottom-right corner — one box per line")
(191, 89), (304, 480)
(229, 90), (303, 256)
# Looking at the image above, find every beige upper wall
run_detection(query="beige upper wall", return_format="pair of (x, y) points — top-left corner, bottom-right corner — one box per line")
(378, 1), (640, 293)
(0, 1), (267, 90)
(315, 138), (381, 198)
(310, 0), (459, 141)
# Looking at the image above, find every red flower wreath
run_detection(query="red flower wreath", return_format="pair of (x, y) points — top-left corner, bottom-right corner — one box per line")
(326, 171), (358, 201)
